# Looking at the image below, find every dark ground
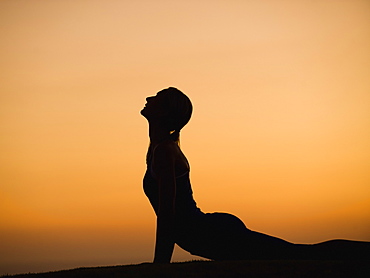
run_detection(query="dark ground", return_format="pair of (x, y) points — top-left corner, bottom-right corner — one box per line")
(2, 260), (369, 278)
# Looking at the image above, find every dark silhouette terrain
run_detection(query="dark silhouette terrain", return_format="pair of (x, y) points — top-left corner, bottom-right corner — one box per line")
(2, 260), (369, 278)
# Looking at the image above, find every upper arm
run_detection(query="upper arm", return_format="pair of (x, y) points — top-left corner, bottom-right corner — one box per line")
(152, 144), (176, 217)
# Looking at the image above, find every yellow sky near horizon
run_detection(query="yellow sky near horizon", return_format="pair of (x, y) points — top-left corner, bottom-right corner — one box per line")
(1, 0), (370, 275)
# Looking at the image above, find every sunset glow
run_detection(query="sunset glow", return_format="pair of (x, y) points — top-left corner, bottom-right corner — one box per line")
(1, 0), (370, 275)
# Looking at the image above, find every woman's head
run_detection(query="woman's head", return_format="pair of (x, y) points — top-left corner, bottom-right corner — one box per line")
(141, 87), (192, 141)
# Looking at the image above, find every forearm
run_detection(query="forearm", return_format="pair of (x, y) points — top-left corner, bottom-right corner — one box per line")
(154, 216), (175, 263)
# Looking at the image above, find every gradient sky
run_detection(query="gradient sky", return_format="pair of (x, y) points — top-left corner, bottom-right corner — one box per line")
(1, 0), (370, 275)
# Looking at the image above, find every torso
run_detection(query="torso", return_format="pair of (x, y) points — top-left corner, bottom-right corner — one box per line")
(144, 140), (202, 218)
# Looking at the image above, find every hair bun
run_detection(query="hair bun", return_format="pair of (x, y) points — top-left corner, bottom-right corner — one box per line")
(170, 130), (180, 142)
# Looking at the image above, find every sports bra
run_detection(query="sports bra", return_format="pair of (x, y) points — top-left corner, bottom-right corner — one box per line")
(149, 162), (189, 180)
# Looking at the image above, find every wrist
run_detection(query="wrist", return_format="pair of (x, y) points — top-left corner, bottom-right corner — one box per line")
(153, 257), (170, 264)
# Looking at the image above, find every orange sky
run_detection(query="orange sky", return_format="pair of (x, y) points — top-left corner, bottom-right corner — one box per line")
(1, 0), (370, 275)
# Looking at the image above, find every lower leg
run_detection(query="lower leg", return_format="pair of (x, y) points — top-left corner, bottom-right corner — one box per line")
(294, 239), (370, 260)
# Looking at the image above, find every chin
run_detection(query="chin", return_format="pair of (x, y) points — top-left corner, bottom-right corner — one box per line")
(140, 108), (148, 117)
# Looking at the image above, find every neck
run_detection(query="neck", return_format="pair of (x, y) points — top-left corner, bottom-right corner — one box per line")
(148, 120), (171, 145)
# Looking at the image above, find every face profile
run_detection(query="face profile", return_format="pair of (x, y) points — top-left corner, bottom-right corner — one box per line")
(140, 92), (168, 120)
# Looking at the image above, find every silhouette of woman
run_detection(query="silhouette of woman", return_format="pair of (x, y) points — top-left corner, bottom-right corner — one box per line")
(141, 87), (369, 263)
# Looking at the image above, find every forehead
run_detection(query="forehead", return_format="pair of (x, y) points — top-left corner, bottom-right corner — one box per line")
(155, 90), (169, 100)
(156, 89), (167, 96)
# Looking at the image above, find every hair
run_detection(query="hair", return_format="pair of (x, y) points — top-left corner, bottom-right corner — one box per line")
(160, 87), (192, 144)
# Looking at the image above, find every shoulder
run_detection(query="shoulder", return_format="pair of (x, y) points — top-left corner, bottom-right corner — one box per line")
(152, 140), (177, 167)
